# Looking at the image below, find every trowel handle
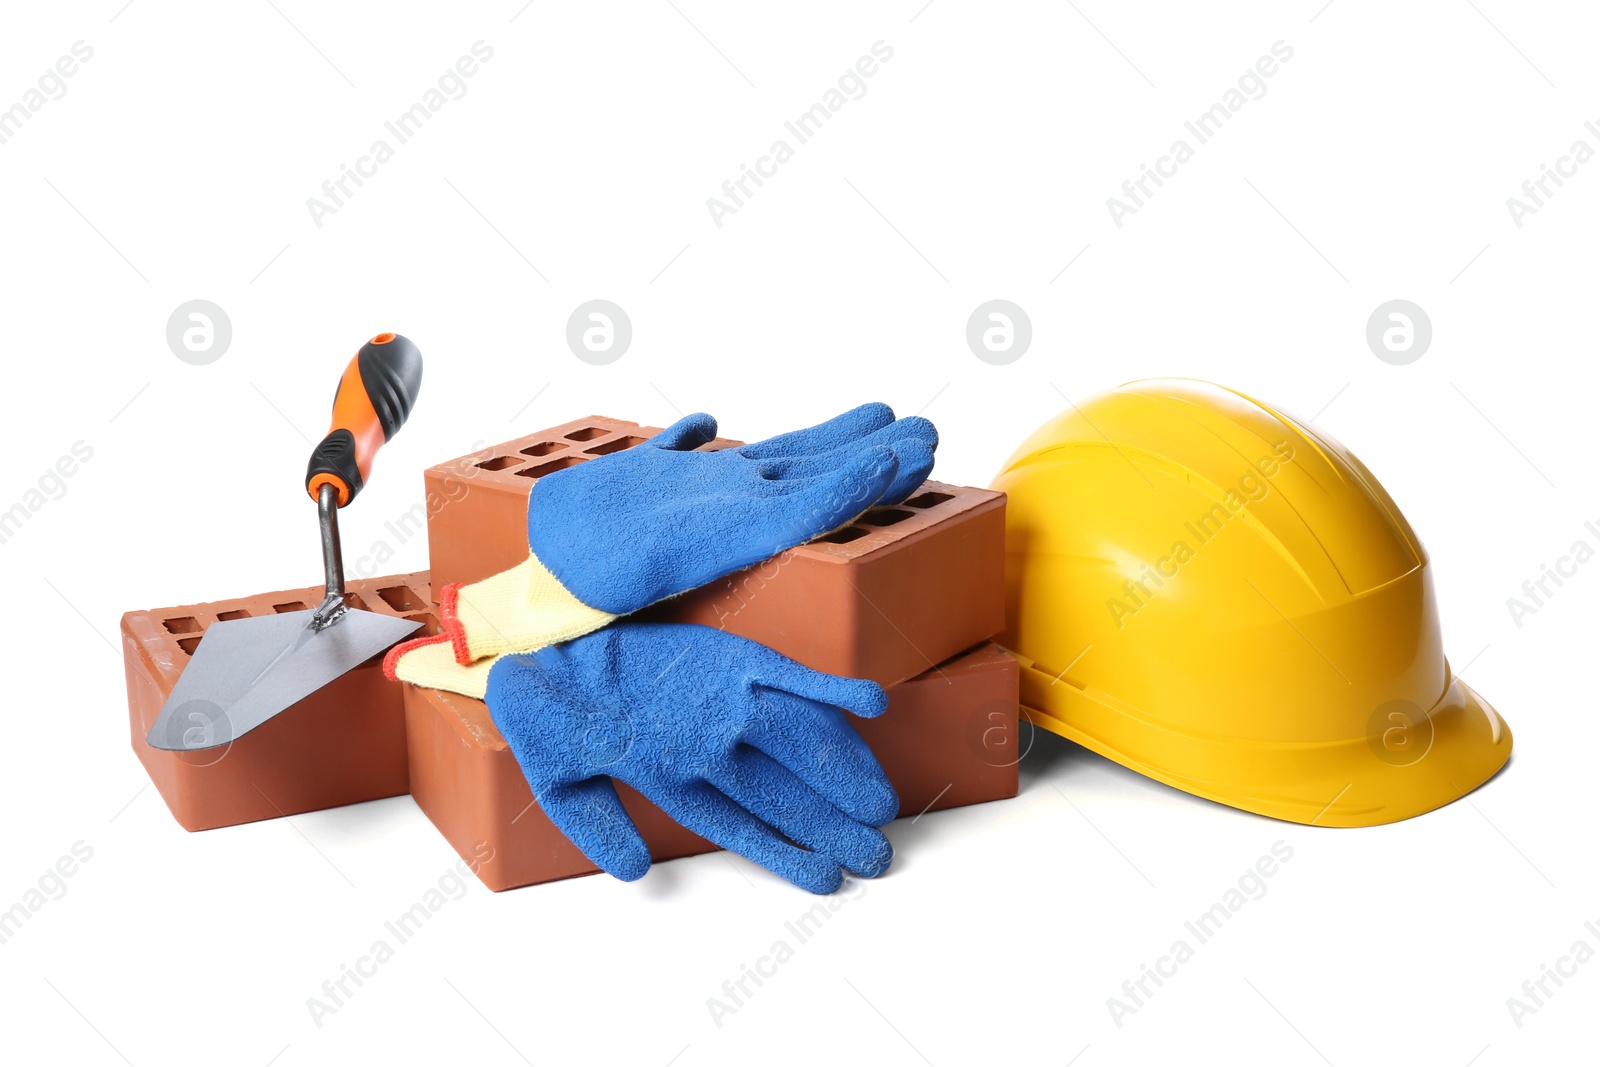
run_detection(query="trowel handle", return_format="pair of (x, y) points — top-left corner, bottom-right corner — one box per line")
(305, 333), (423, 507)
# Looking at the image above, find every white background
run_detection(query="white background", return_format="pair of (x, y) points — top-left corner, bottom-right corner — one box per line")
(0, 2), (1594, 1064)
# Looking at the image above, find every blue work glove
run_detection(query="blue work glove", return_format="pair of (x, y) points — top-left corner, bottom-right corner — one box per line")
(485, 621), (901, 894)
(388, 402), (938, 694)
(529, 403), (937, 612)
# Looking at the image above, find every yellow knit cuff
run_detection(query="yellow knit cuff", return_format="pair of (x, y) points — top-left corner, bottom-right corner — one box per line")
(443, 553), (619, 665)
(389, 637), (497, 700)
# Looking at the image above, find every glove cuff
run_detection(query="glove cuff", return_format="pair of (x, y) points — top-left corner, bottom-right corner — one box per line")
(440, 553), (619, 666)
(383, 632), (497, 699)
(382, 553), (618, 698)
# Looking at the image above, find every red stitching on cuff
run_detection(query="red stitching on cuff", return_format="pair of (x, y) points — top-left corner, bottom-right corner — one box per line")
(383, 630), (452, 682)
(438, 582), (477, 666)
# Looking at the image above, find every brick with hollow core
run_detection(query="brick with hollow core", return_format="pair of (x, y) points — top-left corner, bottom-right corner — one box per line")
(122, 572), (436, 831)
(423, 416), (1007, 689)
(404, 641), (1020, 892)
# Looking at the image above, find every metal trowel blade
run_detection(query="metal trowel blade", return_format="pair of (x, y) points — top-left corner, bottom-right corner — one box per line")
(145, 609), (421, 752)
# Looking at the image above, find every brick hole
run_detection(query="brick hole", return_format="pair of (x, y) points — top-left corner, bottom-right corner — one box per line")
(273, 602), (307, 613)
(817, 526), (869, 544)
(519, 441), (566, 457)
(162, 616), (200, 635)
(584, 435), (646, 456)
(377, 586), (427, 612)
(859, 509), (914, 528)
(215, 609), (249, 622)
(516, 456), (587, 479)
(177, 636), (203, 655)
(406, 612), (442, 636)
(343, 593), (367, 611)
(902, 491), (954, 510)
(564, 426), (609, 442)
(475, 455), (522, 471)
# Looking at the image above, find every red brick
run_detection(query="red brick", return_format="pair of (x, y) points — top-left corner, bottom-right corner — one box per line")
(424, 416), (1006, 688)
(123, 572), (435, 831)
(404, 642), (1019, 892)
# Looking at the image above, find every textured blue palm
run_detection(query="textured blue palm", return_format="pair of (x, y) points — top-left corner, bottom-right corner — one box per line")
(485, 622), (901, 894)
(527, 403), (937, 614)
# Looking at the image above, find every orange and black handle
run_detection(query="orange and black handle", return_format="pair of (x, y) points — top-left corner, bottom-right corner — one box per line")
(305, 332), (423, 507)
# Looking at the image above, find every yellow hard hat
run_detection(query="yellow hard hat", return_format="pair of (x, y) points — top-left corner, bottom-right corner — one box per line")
(993, 379), (1511, 827)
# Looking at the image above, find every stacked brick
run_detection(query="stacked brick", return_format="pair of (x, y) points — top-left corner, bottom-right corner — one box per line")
(409, 417), (1019, 890)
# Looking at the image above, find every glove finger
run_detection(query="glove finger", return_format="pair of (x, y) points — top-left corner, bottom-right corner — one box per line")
(646, 781), (844, 894)
(536, 778), (654, 882)
(754, 415), (937, 487)
(762, 444), (898, 545)
(383, 631), (495, 700)
(744, 691), (899, 825)
(484, 653), (653, 881)
(744, 647), (890, 719)
(879, 436), (936, 505)
(710, 749), (894, 877)
(647, 412), (718, 451)
(737, 403), (895, 460)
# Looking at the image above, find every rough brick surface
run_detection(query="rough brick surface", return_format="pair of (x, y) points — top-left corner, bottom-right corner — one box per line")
(123, 572), (435, 831)
(404, 642), (1020, 892)
(424, 416), (1006, 688)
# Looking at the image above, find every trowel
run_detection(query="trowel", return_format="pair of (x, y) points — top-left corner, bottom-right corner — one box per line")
(147, 332), (426, 752)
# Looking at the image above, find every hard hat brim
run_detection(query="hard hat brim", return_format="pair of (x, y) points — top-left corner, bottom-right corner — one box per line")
(1021, 663), (1512, 828)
